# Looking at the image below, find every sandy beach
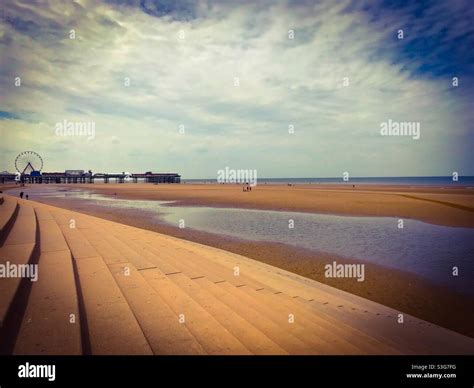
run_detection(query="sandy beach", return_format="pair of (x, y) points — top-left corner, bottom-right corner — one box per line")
(58, 183), (474, 228)
(2, 193), (474, 355)
(3, 0), (474, 378)
(4, 182), (473, 339)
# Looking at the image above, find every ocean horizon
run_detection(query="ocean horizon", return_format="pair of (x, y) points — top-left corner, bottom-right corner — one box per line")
(182, 176), (474, 186)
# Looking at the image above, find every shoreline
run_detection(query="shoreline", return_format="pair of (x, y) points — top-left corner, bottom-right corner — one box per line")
(60, 183), (474, 228)
(5, 183), (473, 338)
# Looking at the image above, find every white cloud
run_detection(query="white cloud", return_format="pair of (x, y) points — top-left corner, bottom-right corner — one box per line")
(0, 0), (472, 177)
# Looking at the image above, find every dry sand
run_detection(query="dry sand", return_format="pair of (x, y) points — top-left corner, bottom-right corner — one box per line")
(7, 182), (473, 338)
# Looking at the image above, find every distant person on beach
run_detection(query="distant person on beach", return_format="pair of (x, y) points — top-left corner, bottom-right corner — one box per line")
(26, 194), (29, 200)
(19, 191), (24, 199)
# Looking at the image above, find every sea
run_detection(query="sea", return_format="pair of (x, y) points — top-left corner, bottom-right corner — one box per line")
(182, 176), (474, 186)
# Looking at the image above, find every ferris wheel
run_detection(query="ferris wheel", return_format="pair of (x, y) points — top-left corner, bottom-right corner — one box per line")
(15, 151), (43, 174)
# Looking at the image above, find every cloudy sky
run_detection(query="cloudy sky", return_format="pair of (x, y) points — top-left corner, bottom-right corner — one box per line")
(0, 0), (473, 178)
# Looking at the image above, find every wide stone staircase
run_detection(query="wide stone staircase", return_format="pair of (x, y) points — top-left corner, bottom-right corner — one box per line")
(0, 194), (473, 355)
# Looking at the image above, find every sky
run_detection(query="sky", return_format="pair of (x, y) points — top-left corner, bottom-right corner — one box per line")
(0, 0), (473, 178)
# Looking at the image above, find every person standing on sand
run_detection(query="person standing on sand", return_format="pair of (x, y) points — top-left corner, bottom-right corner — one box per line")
(26, 194), (29, 200)
(19, 191), (23, 199)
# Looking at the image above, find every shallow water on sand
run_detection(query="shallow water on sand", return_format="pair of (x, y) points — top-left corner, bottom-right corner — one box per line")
(8, 186), (474, 295)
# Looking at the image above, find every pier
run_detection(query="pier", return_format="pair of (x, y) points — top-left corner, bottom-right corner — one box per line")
(0, 171), (181, 184)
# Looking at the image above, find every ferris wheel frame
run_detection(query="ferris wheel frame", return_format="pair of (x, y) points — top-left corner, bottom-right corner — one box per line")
(14, 151), (44, 174)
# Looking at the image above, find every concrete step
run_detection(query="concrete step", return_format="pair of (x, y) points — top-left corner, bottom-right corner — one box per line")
(111, 226), (334, 354)
(0, 202), (37, 346)
(73, 255), (153, 354)
(64, 215), (254, 355)
(301, 288), (474, 354)
(195, 277), (318, 354)
(121, 239), (329, 353)
(73, 221), (309, 354)
(156, 243), (382, 352)
(140, 268), (252, 355)
(1, 201), (36, 246)
(98, 220), (474, 354)
(8, 200), (472, 355)
(142, 238), (274, 290)
(218, 280), (363, 354)
(135, 236), (276, 289)
(14, 206), (82, 355)
(14, 250), (82, 355)
(200, 246), (474, 354)
(69, 217), (207, 354)
(166, 272), (287, 355)
(48, 211), (153, 355)
(230, 259), (474, 354)
(107, 262), (207, 355)
(254, 288), (399, 354)
(78, 219), (252, 354)
(188, 247), (435, 353)
(0, 196), (18, 242)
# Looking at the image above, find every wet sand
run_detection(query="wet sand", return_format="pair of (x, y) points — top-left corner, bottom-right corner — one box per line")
(59, 183), (474, 228)
(6, 182), (473, 339)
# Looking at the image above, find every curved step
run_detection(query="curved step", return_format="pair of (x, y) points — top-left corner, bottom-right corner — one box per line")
(140, 268), (251, 355)
(57, 212), (251, 355)
(49, 210), (153, 355)
(253, 288), (400, 354)
(73, 256), (153, 354)
(196, 277), (329, 354)
(88, 224), (316, 354)
(0, 202), (37, 345)
(84, 216), (474, 354)
(124, 239), (351, 353)
(0, 196), (18, 242)
(302, 292), (474, 354)
(14, 250), (81, 355)
(81, 223), (310, 354)
(14, 206), (82, 355)
(107, 262), (207, 355)
(165, 272), (287, 354)
(188, 241), (474, 354)
(148, 239), (390, 351)
(219, 254), (474, 354)
(99, 223), (363, 354)
(12, 201), (473, 355)
(72, 216), (207, 354)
